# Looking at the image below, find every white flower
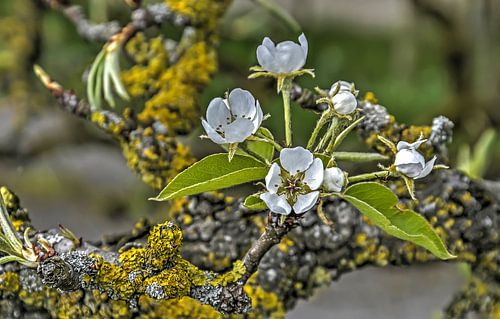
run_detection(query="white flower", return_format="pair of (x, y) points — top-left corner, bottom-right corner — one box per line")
(201, 88), (263, 144)
(322, 167), (345, 192)
(256, 33), (308, 74)
(394, 138), (437, 179)
(260, 147), (323, 215)
(328, 80), (355, 96)
(331, 91), (357, 115)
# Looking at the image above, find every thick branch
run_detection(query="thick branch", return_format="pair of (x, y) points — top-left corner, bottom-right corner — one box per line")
(241, 215), (295, 282)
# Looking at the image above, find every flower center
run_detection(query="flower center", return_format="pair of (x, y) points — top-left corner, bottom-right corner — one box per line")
(284, 176), (303, 194)
(277, 172), (311, 204)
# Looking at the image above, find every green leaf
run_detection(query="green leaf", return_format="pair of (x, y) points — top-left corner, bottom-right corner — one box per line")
(343, 182), (455, 260)
(469, 129), (496, 179)
(456, 144), (471, 174)
(0, 235), (17, 256)
(0, 255), (36, 268)
(0, 255), (25, 265)
(243, 193), (267, 211)
(152, 154), (269, 201)
(246, 128), (275, 162)
(0, 197), (22, 253)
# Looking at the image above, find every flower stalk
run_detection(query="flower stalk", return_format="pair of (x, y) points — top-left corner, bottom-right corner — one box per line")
(347, 170), (391, 184)
(281, 77), (293, 146)
(307, 109), (331, 150)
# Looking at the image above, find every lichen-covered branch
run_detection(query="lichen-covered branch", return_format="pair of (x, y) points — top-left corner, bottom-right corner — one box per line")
(0, 166), (497, 318)
(240, 215), (296, 283)
(23, 1), (498, 318)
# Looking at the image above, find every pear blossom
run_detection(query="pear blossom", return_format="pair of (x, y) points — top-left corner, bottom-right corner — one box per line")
(201, 88), (263, 144)
(260, 147), (323, 215)
(331, 91), (357, 115)
(394, 138), (437, 179)
(325, 80), (358, 115)
(328, 80), (356, 96)
(256, 33), (308, 74)
(322, 167), (346, 192)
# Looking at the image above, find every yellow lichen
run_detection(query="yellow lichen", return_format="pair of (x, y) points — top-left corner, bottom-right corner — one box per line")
(210, 260), (246, 286)
(243, 274), (286, 319)
(165, 0), (231, 31)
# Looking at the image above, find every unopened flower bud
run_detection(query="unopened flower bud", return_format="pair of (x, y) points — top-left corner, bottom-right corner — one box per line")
(332, 91), (357, 115)
(322, 167), (345, 192)
(394, 139), (437, 179)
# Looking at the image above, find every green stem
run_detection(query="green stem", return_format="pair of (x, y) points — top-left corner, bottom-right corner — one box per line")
(307, 110), (331, 150)
(348, 170), (390, 184)
(325, 117), (343, 154)
(314, 126), (332, 152)
(281, 78), (293, 147)
(255, 134), (283, 151)
(331, 152), (389, 162)
(329, 116), (365, 153)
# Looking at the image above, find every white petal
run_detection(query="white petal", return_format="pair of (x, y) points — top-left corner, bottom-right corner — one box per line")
(265, 163), (282, 194)
(257, 45), (280, 73)
(303, 158), (324, 190)
(298, 33), (308, 58)
(262, 37), (276, 52)
(415, 156), (437, 179)
(223, 118), (254, 143)
(251, 100), (263, 134)
(206, 97), (231, 129)
(260, 192), (291, 215)
(396, 141), (412, 151)
(328, 80), (353, 96)
(228, 88), (256, 119)
(293, 191), (319, 214)
(394, 149), (425, 167)
(332, 91), (357, 115)
(201, 119), (226, 144)
(409, 138), (427, 150)
(275, 41), (305, 73)
(280, 147), (314, 176)
(322, 167), (345, 192)
(396, 163), (423, 178)
(397, 139), (427, 151)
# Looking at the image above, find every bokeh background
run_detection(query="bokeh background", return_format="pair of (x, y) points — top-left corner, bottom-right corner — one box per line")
(0, 0), (498, 318)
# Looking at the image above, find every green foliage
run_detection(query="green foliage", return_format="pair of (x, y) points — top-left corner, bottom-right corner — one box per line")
(153, 154), (268, 201)
(457, 129), (496, 179)
(343, 182), (455, 260)
(243, 193), (267, 211)
(246, 128), (275, 163)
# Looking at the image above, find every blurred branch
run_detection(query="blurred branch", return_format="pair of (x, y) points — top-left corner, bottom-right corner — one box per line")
(410, 0), (453, 29)
(40, 0), (121, 42)
(252, 0), (301, 33)
(39, 1), (191, 42)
